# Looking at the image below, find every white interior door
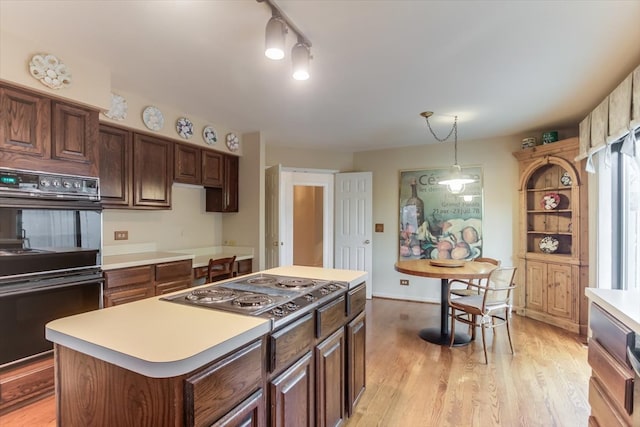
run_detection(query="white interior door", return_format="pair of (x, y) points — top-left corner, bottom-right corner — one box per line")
(335, 172), (373, 298)
(265, 164), (282, 269)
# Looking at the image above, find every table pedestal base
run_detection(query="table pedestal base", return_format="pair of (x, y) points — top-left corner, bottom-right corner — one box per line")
(419, 328), (471, 346)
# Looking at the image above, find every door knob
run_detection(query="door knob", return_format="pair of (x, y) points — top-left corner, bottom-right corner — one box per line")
(364, 240), (370, 244)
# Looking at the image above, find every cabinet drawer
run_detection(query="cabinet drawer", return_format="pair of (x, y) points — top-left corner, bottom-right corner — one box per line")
(589, 376), (631, 427)
(185, 339), (264, 427)
(104, 265), (153, 289)
(316, 295), (346, 340)
(155, 279), (191, 295)
(591, 303), (634, 366)
(347, 283), (366, 319)
(104, 286), (154, 307)
(588, 338), (634, 414)
(269, 313), (314, 374)
(156, 259), (192, 282)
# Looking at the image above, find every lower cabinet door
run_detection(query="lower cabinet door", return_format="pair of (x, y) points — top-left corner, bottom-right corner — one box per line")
(212, 390), (265, 427)
(269, 351), (314, 427)
(346, 311), (366, 416)
(316, 328), (345, 427)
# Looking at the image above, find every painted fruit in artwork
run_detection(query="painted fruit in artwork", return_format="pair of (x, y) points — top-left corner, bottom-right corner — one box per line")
(462, 226), (479, 244)
(451, 242), (471, 260)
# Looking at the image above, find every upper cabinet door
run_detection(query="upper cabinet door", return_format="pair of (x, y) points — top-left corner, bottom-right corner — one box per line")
(98, 124), (131, 206)
(224, 155), (239, 212)
(174, 143), (201, 185)
(0, 86), (51, 157)
(132, 133), (172, 208)
(52, 101), (98, 163)
(202, 150), (223, 187)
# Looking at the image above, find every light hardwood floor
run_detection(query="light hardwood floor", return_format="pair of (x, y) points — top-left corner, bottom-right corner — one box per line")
(0, 298), (590, 426)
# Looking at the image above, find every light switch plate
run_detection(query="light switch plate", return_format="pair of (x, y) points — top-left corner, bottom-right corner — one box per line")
(114, 230), (128, 240)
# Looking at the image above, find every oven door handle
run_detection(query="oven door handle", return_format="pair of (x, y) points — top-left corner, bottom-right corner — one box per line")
(0, 277), (104, 297)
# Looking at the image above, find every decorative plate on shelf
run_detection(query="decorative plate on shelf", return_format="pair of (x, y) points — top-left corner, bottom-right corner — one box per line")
(176, 117), (194, 139)
(203, 126), (218, 145)
(142, 106), (164, 131)
(539, 235), (559, 253)
(541, 192), (560, 210)
(226, 133), (239, 152)
(103, 93), (128, 121)
(560, 172), (572, 186)
(29, 53), (72, 90)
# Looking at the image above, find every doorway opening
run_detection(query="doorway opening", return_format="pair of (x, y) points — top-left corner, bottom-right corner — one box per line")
(293, 185), (324, 267)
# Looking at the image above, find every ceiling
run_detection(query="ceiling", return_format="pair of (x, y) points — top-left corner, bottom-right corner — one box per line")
(2, 1), (640, 152)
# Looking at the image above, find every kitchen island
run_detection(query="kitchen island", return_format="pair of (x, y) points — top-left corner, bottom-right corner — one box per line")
(46, 266), (367, 426)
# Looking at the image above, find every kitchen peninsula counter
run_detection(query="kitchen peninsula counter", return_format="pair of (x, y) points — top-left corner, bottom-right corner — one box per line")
(585, 288), (640, 334)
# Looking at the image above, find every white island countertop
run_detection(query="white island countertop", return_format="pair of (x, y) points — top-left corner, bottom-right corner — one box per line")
(46, 266), (367, 378)
(585, 288), (640, 334)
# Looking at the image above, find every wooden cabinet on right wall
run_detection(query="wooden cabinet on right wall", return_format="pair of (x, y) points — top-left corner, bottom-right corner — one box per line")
(513, 137), (589, 335)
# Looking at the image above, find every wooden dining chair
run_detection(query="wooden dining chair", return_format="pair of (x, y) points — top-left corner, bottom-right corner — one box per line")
(207, 256), (236, 283)
(448, 266), (517, 364)
(449, 257), (500, 297)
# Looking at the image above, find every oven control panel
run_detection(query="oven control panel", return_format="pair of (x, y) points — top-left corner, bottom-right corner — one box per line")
(0, 167), (99, 200)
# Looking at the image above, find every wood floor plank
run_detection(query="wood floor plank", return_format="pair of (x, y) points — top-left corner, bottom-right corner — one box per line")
(0, 298), (590, 426)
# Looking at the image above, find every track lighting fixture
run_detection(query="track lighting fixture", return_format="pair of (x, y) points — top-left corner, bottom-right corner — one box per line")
(265, 14), (286, 60)
(258, 0), (312, 80)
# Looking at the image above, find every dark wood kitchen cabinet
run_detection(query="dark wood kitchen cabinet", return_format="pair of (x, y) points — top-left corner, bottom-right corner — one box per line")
(206, 154), (239, 212)
(269, 351), (315, 427)
(98, 123), (131, 206)
(133, 133), (172, 208)
(0, 83), (99, 176)
(174, 142), (202, 185)
(316, 328), (345, 427)
(98, 124), (173, 209)
(346, 310), (366, 416)
(202, 150), (223, 187)
(103, 260), (191, 307)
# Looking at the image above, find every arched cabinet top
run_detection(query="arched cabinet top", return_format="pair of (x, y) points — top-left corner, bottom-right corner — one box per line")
(517, 155), (581, 191)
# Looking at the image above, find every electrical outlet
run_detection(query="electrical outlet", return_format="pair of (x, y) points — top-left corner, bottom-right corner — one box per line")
(400, 279), (409, 286)
(114, 230), (128, 241)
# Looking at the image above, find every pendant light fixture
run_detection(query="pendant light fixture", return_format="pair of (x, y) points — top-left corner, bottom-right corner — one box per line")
(420, 111), (476, 194)
(258, 0), (312, 80)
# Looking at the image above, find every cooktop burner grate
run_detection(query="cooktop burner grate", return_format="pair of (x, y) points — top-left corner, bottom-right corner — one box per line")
(246, 276), (278, 286)
(277, 278), (315, 289)
(186, 288), (239, 303)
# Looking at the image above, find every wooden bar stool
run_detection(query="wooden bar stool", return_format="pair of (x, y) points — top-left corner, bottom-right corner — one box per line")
(207, 255), (236, 282)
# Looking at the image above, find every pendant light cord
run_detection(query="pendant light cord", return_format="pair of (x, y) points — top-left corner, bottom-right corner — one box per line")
(424, 115), (459, 164)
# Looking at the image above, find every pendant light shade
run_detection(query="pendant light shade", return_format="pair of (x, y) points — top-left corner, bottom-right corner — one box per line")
(265, 16), (286, 60)
(292, 42), (310, 80)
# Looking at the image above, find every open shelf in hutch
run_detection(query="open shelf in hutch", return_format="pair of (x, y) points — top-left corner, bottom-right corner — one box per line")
(525, 163), (574, 256)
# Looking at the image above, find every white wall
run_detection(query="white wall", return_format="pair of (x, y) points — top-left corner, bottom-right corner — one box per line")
(353, 136), (522, 302)
(266, 145), (354, 171)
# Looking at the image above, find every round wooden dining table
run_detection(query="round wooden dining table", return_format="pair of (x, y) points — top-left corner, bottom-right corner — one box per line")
(394, 259), (497, 346)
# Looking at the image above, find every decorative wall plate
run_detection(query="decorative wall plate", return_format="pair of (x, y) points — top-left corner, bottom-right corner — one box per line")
(226, 133), (239, 152)
(560, 172), (572, 186)
(539, 235), (559, 253)
(103, 93), (128, 120)
(142, 106), (164, 131)
(541, 192), (560, 210)
(203, 126), (218, 145)
(176, 117), (194, 139)
(29, 53), (72, 90)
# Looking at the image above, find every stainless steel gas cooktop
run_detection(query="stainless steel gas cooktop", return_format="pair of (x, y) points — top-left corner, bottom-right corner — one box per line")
(161, 274), (347, 328)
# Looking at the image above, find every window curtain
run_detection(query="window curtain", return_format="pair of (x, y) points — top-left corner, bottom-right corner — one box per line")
(577, 63), (640, 173)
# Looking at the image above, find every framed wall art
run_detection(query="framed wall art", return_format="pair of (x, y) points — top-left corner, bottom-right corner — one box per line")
(399, 166), (484, 261)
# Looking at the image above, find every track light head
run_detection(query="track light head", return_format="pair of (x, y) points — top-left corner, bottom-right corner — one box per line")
(265, 15), (286, 60)
(292, 42), (310, 80)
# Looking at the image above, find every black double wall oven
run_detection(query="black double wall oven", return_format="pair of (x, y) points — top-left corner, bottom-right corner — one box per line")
(0, 167), (102, 368)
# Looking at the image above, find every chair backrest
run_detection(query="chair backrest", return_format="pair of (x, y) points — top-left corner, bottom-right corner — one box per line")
(473, 257), (501, 266)
(483, 266), (517, 305)
(207, 256), (236, 282)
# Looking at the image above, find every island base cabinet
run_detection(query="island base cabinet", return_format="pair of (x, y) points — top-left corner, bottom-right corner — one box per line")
(269, 351), (315, 427)
(346, 311), (366, 416)
(55, 344), (184, 426)
(212, 390), (265, 427)
(316, 328), (345, 427)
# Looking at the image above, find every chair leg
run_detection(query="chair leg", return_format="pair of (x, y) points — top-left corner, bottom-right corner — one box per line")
(470, 315), (477, 340)
(506, 308), (515, 355)
(481, 324), (488, 364)
(449, 308), (456, 348)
